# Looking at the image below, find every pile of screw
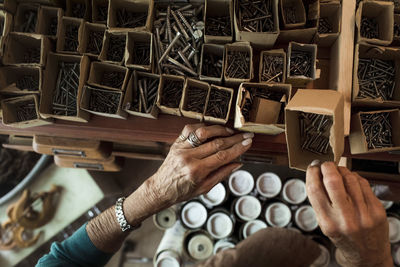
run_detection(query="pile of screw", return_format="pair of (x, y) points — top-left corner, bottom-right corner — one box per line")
(107, 35), (126, 62)
(153, 4), (205, 76)
(96, 3), (108, 23)
(289, 50), (312, 78)
(260, 54), (284, 83)
(64, 24), (79, 52)
(186, 87), (208, 113)
(205, 16), (231, 36)
(19, 9), (37, 33)
(71, 3), (86, 19)
(15, 100), (37, 122)
(116, 9), (147, 28)
(161, 80), (183, 108)
(284, 6), (297, 25)
(101, 71), (125, 89)
(395, 22), (400, 37)
(318, 17), (333, 34)
(238, 0), (274, 32)
(0, 19), (4, 36)
(49, 17), (58, 36)
(52, 62), (80, 116)
(129, 75), (159, 113)
(202, 53), (223, 78)
(87, 30), (104, 55)
(361, 17), (379, 39)
(16, 75), (39, 91)
(357, 58), (395, 100)
(89, 88), (121, 114)
(299, 112), (333, 155)
(226, 51), (250, 79)
(23, 48), (41, 64)
(360, 112), (393, 149)
(205, 88), (231, 119)
(133, 42), (150, 65)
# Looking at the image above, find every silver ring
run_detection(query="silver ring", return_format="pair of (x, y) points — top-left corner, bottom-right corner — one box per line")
(187, 132), (202, 148)
(179, 134), (187, 141)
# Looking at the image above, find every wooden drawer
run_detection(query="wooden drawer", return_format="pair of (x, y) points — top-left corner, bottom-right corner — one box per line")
(33, 135), (112, 159)
(54, 155), (124, 172)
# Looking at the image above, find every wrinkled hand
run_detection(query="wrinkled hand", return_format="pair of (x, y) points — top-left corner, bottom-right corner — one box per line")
(145, 123), (253, 205)
(306, 162), (392, 267)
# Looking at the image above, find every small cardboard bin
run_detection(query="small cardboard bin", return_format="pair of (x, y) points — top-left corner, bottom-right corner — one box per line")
(0, 66), (41, 94)
(317, 1), (341, 47)
(78, 22), (106, 57)
(0, 10), (12, 56)
(180, 78), (211, 121)
(66, 0), (92, 21)
(156, 74), (185, 116)
(126, 31), (153, 71)
(279, 0), (306, 29)
(37, 6), (63, 37)
(204, 84), (234, 125)
(56, 17), (84, 55)
(87, 62), (129, 91)
(259, 49), (287, 84)
(92, 0), (109, 24)
(224, 42), (254, 86)
(99, 30), (128, 65)
(204, 0), (233, 44)
(287, 42), (318, 87)
(199, 43), (225, 84)
(13, 3), (40, 34)
(108, 0), (153, 32)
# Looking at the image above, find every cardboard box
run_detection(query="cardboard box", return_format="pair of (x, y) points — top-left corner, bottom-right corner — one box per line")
(156, 74), (185, 116)
(99, 30), (128, 65)
(78, 22), (106, 57)
(287, 42), (318, 87)
(0, 66), (41, 94)
(122, 71), (160, 119)
(2, 33), (51, 67)
(317, 1), (341, 47)
(108, 0), (153, 32)
(259, 49), (286, 83)
(393, 14), (400, 46)
(0, 0), (17, 14)
(356, 1), (394, 46)
(199, 43), (225, 84)
(66, 0), (91, 21)
(56, 17), (84, 55)
(235, 82), (291, 135)
(37, 6), (63, 38)
(126, 31), (153, 71)
(353, 44), (400, 107)
(279, 0), (306, 29)
(0, 10), (12, 56)
(1, 94), (51, 128)
(13, 3), (40, 33)
(285, 89), (344, 171)
(80, 85), (127, 119)
(224, 42), (254, 86)
(87, 62), (129, 91)
(204, 84), (234, 124)
(204, 0), (233, 44)
(349, 109), (400, 154)
(92, 0), (109, 24)
(234, 0), (279, 48)
(180, 78), (211, 121)
(40, 53), (90, 122)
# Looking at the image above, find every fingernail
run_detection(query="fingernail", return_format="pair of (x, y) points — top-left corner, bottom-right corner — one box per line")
(242, 138), (252, 146)
(232, 164), (243, 173)
(309, 160), (321, 168)
(226, 128), (234, 134)
(243, 132), (254, 139)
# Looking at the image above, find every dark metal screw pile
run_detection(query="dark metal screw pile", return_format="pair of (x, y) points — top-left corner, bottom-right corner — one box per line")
(205, 88), (230, 119)
(284, 6), (297, 25)
(23, 48), (40, 64)
(290, 50), (312, 78)
(186, 87), (208, 113)
(52, 62), (80, 116)
(97, 4), (108, 23)
(116, 9), (147, 28)
(16, 75), (39, 91)
(206, 17), (231, 36)
(260, 55), (284, 83)
(202, 53), (223, 78)
(89, 89), (121, 114)
(71, 3), (86, 19)
(299, 112), (333, 155)
(357, 58), (395, 100)
(129, 76), (159, 113)
(100, 71), (125, 89)
(107, 35), (126, 62)
(64, 24), (79, 52)
(15, 100), (37, 122)
(0, 19), (4, 36)
(226, 51), (250, 79)
(238, 0), (274, 32)
(318, 18), (333, 34)
(20, 9), (37, 33)
(241, 97), (252, 122)
(133, 42), (150, 65)
(360, 112), (393, 149)
(361, 17), (379, 39)
(161, 80), (183, 108)
(49, 17), (58, 36)
(394, 22), (400, 37)
(87, 30), (104, 55)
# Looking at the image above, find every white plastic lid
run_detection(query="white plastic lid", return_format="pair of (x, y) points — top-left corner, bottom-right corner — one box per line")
(206, 212), (233, 239)
(282, 179), (307, 205)
(156, 250), (180, 267)
(334, 248), (347, 267)
(256, 172), (282, 198)
(311, 244), (330, 267)
(154, 208), (177, 230)
(234, 195), (262, 221)
(213, 239), (235, 255)
(380, 200), (394, 210)
(181, 202), (208, 229)
(393, 245), (400, 265)
(265, 202), (292, 227)
(229, 170), (254, 196)
(242, 220), (267, 239)
(188, 234), (214, 261)
(295, 205), (318, 232)
(200, 183), (226, 207)
(388, 216), (400, 243)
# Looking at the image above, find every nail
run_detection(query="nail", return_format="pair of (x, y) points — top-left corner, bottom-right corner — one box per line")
(310, 160), (321, 168)
(231, 164), (244, 173)
(242, 138), (253, 146)
(243, 132), (254, 139)
(226, 128), (234, 134)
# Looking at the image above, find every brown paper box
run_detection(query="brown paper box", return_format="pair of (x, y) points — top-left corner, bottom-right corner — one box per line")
(352, 44), (400, 107)
(1, 94), (52, 128)
(349, 109), (400, 155)
(99, 30), (128, 65)
(66, 0), (92, 21)
(199, 43), (225, 84)
(40, 52), (90, 122)
(92, 0), (109, 24)
(78, 22), (106, 57)
(204, 84), (234, 125)
(250, 98), (282, 124)
(280, 0), (306, 29)
(0, 66), (41, 94)
(393, 14), (400, 46)
(13, 3), (40, 34)
(126, 31), (153, 71)
(285, 89), (344, 171)
(37, 6), (63, 37)
(259, 49), (287, 84)
(317, 1), (341, 47)
(80, 85), (127, 119)
(287, 42), (318, 87)
(3, 33), (51, 67)
(234, 0), (279, 48)
(224, 42), (254, 86)
(0, 0), (17, 14)
(156, 74), (185, 116)
(180, 78), (211, 121)
(108, 0), (154, 32)
(56, 17), (84, 55)
(356, 1), (394, 46)
(122, 71), (160, 119)
(87, 61), (129, 91)
(235, 82), (292, 135)
(204, 0), (233, 44)
(0, 10), (12, 56)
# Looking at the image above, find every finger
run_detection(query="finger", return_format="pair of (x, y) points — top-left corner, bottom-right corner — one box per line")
(174, 123), (205, 144)
(197, 163), (242, 195)
(181, 125), (234, 149)
(306, 163), (332, 218)
(356, 173), (381, 208)
(192, 132), (254, 159)
(320, 162), (350, 209)
(338, 167), (368, 215)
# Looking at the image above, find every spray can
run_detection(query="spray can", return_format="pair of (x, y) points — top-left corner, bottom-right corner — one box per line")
(199, 183), (228, 208)
(228, 170), (255, 197)
(153, 206), (177, 230)
(180, 200), (208, 230)
(294, 205), (319, 232)
(282, 178), (307, 205)
(264, 202), (292, 228)
(256, 172), (282, 199)
(206, 208), (235, 240)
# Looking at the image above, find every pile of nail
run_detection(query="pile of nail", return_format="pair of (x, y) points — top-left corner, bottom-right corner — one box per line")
(71, 3), (86, 19)
(153, 3), (205, 76)
(116, 8), (147, 28)
(205, 16), (231, 36)
(238, 0), (274, 32)
(87, 29), (104, 55)
(357, 58), (395, 100)
(284, 6), (298, 25)
(14, 100), (37, 122)
(161, 79), (184, 108)
(107, 34), (126, 62)
(360, 112), (393, 149)
(225, 51), (250, 79)
(185, 86), (208, 113)
(318, 17), (333, 34)
(100, 71), (125, 89)
(23, 48), (41, 64)
(299, 112), (333, 155)
(133, 42), (150, 66)
(19, 9), (37, 33)
(64, 24), (79, 52)
(201, 53), (223, 78)
(49, 17), (58, 36)
(394, 22), (400, 37)
(16, 75), (39, 91)
(205, 88), (231, 119)
(128, 75), (159, 114)
(260, 54), (284, 83)
(361, 17), (379, 39)
(88, 88), (121, 114)
(96, 2), (108, 23)
(0, 18), (4, 36)
(289, 50), (312, 78)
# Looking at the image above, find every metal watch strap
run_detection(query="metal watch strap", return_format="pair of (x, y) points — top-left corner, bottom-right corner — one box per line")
(115, 197), (140, 232)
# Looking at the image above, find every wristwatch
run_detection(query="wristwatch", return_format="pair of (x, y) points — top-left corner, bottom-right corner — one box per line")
(115, 197), (141, 232)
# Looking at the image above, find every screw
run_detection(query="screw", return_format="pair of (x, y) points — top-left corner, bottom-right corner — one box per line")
(361, 17), (379, 39)
(107, 34), (126, 62)
(101, 71), (125, 89)
(64, 23), (80, 52)
(318, 17), (333, 34)
(260, 54), (284, 82)
(87, 29), (105, 55)
(289, 50), (312, 78)
(299, 112), (333, 155)
(225, 50), (250, 79)
(160, 78), (184, 108)
(205, 88), (231, 119)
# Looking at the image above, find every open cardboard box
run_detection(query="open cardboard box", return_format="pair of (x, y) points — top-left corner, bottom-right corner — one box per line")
(92, 0), (109, 24)
(87, 62), (129, 91)
(224, 42), (254, 86)
(317, 1), (341, 47)
(156, 74), (185, 116)
(0, 66), (41, 94)
(56, 17), (84, 54)
(37, 6), (63, 37)
(125, 31), (153, 71)
(0, 0), (17, 14)
(285, 89), (344, 171)
(279, 0), (306, 29)
(204, 0), (233, 44)
(180, 78), (211, 121)
(0, 10), (12, 56)
(394, 14), (400, 46)
(287, 42), (318, 87)
(99, 30), (128, 65)
(235, 82), (292, 135)
(108, 0), (153, 32)
(78, 22), (106, 57)
(349, 109), (400, 155)
(66, 0), (91, 21)
(259, 49), (287, 83)
(199, 43), (225, 84)
(204, 84), (234, 125)
(40, 53), (90, 122)
(13, 3), (40, 33)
